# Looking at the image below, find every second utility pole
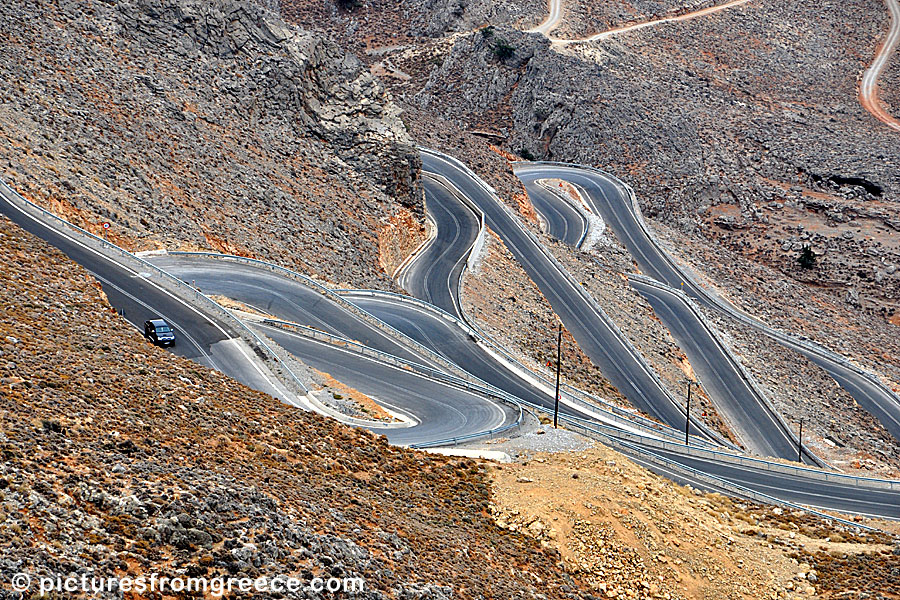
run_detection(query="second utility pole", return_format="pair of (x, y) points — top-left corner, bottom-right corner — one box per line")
(684, 380), (700, 445)
(553, 323), (562, 428)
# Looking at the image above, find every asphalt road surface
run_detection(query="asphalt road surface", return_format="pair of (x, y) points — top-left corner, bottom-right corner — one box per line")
(638, 445), (900, 519)
(0, 182), (292, 399)
(397, 176), (480, 319)
(344, 294), (574, 417)
(515, 163), (900, 446)
(148, 255), (440, 369)
(7, 164), (900, 518)
(420, 150), (719, 441)
(526, 181), (587, 247)
(515, 168), (814, 463)
(631, 278), (816, 463)
(262, 325), (520, 447)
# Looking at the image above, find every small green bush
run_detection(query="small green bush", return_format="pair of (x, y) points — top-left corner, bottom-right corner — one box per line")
(797, 245), (816, 269)
(492, 39), (515, 61)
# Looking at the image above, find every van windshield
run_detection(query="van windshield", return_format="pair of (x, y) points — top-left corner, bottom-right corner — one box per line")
(156, 326), (172, 333)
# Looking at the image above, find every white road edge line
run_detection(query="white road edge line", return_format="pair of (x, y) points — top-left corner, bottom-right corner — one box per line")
(0, 187), (289, 402)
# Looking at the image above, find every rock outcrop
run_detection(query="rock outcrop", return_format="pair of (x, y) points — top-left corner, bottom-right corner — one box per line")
(0, 0), (424, 288)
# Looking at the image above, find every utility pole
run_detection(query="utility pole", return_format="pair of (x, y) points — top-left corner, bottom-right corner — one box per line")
(797, 418), (804, 463)
(553, 323), (562, 428)
(683, 380), (700, 445)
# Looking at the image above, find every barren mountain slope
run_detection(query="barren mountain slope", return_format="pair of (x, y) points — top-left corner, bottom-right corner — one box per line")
(278, 0), (544, 49)
(0, 0), (424, 289)
(490, 440), (900, 599)
(414, 3), (900, 368)
(550, 0), (730, 38)
(0, 214), (596, 599)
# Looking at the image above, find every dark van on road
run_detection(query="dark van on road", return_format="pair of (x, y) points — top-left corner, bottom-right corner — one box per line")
(144, 319), (176, 347)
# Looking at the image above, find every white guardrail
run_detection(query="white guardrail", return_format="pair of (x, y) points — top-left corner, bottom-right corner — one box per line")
(166, 250), (619, 438)
(627, 274), (830, 469)
(563, 409), (900, 491)
(409, 164), (712, 445)
(0, 178), (527, 444)
(164, 253), (545, 445)
(523, 160), (900, 418)
(415, 152), (900, 492)
(336, 288), (721, 447)
(574, 422), (886, 531)
(287, 288), (900, 493)
(167, 251), (479, 381)
(0, 179), (312, 400)
(258, 319), (527, 448)
(8, 173), (897, 509)
(420, 148), (736, 449)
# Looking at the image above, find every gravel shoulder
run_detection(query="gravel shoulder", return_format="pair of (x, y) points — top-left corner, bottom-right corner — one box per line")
(488, 435), (899, 599)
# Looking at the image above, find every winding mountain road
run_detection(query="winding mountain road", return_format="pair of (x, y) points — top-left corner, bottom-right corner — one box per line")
(515, 163), (900, 447)
(147, 255), (436, 368)
(5, 150), (900, 518)
(0, 181), (296, 401)
(261, 325), (519, 447)
(411, 151), (900, 518)
(861, 0), (900, 132)
(528, 0), (563, 35)
(420, 150), (728, 443)
(0, 183), (519, 448)
(516, 167), (814, 463)
(629, 277), (808, 461)
(527, 181), (588, 247)
(395, 175), (477, 318)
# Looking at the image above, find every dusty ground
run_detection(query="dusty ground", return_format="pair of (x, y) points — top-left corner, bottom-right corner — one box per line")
(489, 435), (900, 600)
(549, 0), (727, 39)
(311, 370), (399, 422)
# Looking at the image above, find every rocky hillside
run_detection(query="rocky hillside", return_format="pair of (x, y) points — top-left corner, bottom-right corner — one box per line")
(411, 9), (900, 357)
(549, 0), (728, 38)
(0, 214), (596, 598)
(489, 435), (900, 599)
(278, 0), (544, 49)
(0, 0), (424, 288)
(415, 2), (900, 318)
(405, 11), (900, 468)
